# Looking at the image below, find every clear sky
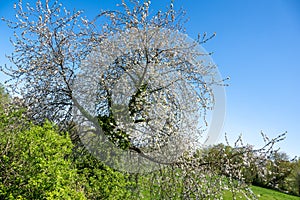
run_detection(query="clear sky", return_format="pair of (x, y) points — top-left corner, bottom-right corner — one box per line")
(0, 0), (299, 158)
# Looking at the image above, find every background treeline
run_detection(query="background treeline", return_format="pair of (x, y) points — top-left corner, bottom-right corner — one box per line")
(201, 144), (300, 196)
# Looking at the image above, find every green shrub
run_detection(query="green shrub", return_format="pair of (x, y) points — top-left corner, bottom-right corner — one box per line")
(0, 118), (85, 199)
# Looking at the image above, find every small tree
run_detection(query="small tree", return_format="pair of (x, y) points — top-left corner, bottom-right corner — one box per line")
(0, 84), (10, 110)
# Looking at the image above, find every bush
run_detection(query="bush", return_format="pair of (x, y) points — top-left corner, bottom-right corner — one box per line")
(71, 148), (133, 199)
(0, 117), (85, 199)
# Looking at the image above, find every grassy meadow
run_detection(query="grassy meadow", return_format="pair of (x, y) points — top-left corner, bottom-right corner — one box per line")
(223, 186), (300, 200)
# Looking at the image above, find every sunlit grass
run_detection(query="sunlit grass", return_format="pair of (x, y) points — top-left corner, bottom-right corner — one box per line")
(223, 185), (300, 200)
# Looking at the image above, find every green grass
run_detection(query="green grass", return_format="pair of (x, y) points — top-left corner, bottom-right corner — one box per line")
(251, 186), (300, 200)
(223, 186), (300, 200)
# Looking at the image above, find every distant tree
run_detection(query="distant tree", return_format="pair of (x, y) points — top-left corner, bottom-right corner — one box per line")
(291, 158), (300, 196)
(296, 171), (300, 195)
(0, 84), (10, 110)
(265, 151), (293, 190)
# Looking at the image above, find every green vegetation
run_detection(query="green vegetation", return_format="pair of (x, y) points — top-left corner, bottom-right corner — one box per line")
(224, 186), (300, 200)
(0, 89), (133, 199)
(0, 92), (299, 199)
(0, 120), (84, 199)
(0, 84), (10, 109)
(0, 111), (133, 199)
(251, 186), (300, 200)
(1, 83), (300, 200)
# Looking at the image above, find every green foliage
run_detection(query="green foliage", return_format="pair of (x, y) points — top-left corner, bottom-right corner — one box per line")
(287, 159), (300, 196)
(71, 148), (134, 199)
(1, 85), (299, 200)
(0, 85), (133, 199)
(137, 167), (227, 199)
(0, 119), (85, 199)
(0, 84), (10, 110)
(251, 151), (296, 195)
(0, 105), (134, 199)
(98, 114), (131, 150)
(266, 152), (293, 189)
(200, 144), (300, 197)
(96, 83), (150, 150)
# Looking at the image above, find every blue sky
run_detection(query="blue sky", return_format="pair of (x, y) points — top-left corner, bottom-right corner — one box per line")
(0, 0), (299, 158)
